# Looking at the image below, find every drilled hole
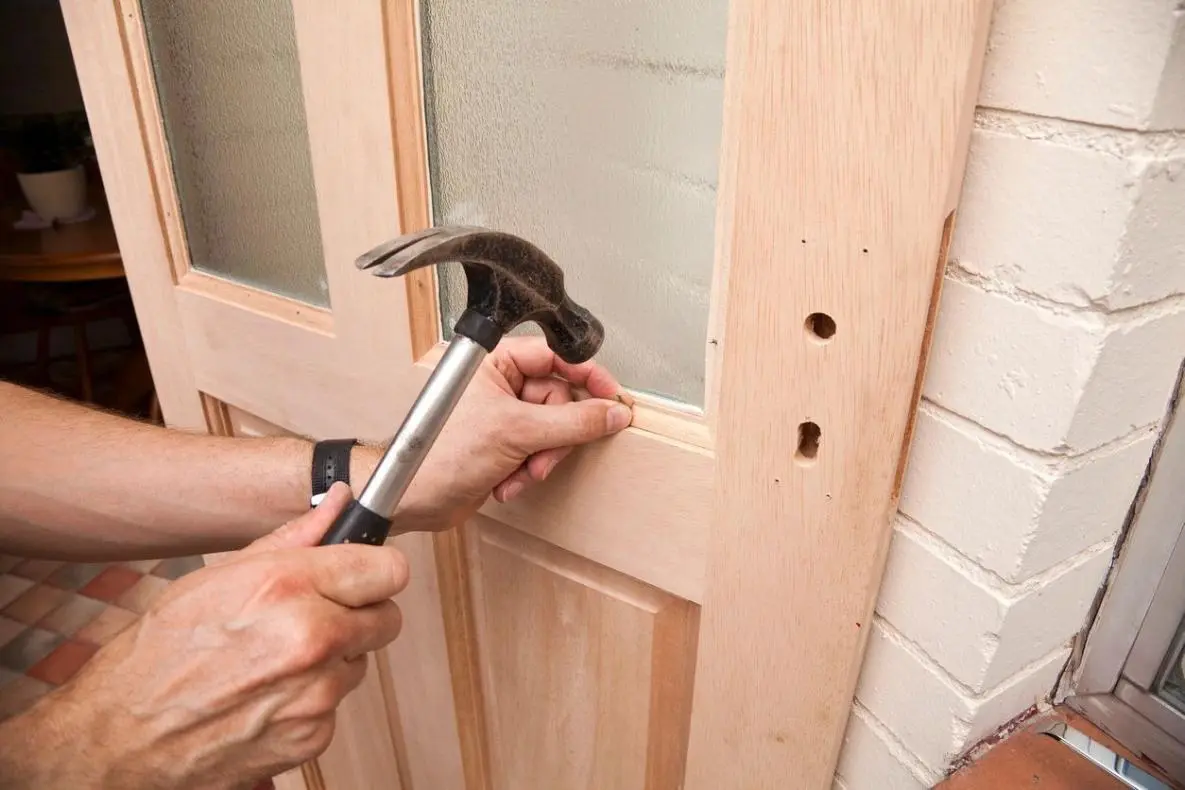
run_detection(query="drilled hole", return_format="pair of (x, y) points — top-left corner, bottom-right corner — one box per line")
(796, 422), (821, 463)
(805, 313), (836, 341)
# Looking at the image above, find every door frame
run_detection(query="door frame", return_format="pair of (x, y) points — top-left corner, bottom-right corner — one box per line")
(61, 1), (994, 787)
(1070, 367), (1185, 780)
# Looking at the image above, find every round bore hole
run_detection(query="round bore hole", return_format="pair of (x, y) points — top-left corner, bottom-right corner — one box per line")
(796, 421), (821, 464)
(805, 312), (837, 342)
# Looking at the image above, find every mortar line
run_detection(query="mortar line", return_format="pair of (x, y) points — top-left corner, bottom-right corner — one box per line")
(872, 615), (1072, 702)
(846, 701), (943, 785)
(916, 398), (1161, 468)
(945, 260), (1185, 323)
(893, 513), (1118, 598)
(972, 106), (1185, 156)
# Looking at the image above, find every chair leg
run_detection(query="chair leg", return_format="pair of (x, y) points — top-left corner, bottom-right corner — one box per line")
(73, 321), (94, 402)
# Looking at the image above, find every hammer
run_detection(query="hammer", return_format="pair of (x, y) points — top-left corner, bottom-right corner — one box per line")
(319, 226), (605, 546)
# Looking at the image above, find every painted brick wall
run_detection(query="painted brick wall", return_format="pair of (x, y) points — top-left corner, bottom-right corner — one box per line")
(835, 1), (1185, 786)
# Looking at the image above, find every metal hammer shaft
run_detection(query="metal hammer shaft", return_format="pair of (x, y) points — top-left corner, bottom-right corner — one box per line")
(318, 334), (487, 546)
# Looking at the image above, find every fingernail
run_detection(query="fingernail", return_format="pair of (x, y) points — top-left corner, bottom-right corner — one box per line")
(607, 404), (632, 432)
(541, 459), (558, 480)
(503, 481), (525, 501)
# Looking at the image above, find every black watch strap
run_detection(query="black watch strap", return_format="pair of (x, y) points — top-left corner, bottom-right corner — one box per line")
(311, 439), (358, 506)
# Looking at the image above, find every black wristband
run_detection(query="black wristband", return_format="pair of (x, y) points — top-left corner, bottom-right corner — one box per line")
(311, 439), (357, 506)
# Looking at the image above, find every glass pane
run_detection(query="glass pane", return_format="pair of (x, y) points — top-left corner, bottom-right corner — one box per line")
(140, 0), (328, 306)
(422, 0), (728, 406)
(1157, 614), (1185, 715)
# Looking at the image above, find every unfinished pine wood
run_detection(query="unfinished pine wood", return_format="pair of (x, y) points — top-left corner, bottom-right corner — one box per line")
(59, 0), (205, 432)
(683, 3), (992, 788)
(466, 517), (698, 790)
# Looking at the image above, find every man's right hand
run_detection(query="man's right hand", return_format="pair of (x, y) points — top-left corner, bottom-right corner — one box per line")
(0, 483), (407, 789)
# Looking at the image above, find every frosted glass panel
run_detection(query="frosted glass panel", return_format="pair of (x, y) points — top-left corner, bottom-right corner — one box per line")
(140, 0), (328, 306)
(423, 0), (727, 406)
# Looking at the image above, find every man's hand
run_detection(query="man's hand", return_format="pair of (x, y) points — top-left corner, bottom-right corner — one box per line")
(380, 336), (634, 532)
(0, 484), (406, 789)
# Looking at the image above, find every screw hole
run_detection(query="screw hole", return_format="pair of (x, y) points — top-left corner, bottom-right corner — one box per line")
(805, 313), (836, 342)
(861, 248), (868, 254)
(796, 422), (821, 464)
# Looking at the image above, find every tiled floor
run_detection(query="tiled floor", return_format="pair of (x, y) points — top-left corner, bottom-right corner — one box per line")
(0, 554), (203, 721)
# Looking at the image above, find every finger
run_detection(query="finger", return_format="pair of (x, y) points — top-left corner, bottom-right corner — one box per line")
(495, 337), (622, 399)
(277, 657), (367, 720)
(335, 600), (404, 657)
(520, 375), (571, 406)
(303, 544), (410, 608)
(245, 482), (353, 554)
(513, 398), (632, 455)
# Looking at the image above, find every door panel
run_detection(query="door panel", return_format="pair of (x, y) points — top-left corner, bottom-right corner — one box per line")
(466, 518), (698, 789)
(64, 0), (993, 788)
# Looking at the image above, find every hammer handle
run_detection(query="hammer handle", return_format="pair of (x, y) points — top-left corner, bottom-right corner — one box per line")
(318, 334), (488, 546)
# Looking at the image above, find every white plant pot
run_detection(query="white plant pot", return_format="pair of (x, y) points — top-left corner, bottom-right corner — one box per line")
(17, 165), (87, 221)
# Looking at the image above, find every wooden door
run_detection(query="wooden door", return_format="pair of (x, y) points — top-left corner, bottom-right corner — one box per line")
(61, 2), (992, 788)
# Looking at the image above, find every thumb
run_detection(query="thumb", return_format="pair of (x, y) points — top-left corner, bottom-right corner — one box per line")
(518, 398), (632, 453)
(243, 482), (353, 554)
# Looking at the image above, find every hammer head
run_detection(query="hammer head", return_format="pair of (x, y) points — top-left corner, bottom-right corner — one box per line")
(356, 226), (604, 364)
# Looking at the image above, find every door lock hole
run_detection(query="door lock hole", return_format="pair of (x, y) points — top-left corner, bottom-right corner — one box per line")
(806, 313), (836, 342)
(796, 421), (821, 464)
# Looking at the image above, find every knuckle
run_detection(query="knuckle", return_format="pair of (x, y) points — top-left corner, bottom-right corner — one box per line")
(289, 714), (337, 762)
(285, 611), (340, 667)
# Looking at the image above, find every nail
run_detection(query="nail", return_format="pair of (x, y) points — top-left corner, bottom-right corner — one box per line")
(502, 481), (525, 501)
(614, 391), (636, 407)
(541, 458), (559, 480)
(607, 404), (632, 432)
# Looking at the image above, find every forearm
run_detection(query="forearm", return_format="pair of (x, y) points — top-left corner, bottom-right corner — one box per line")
(0, 382), (379, 560)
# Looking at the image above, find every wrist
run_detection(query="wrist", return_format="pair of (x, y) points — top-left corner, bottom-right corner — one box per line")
(0, 693), (97, 787)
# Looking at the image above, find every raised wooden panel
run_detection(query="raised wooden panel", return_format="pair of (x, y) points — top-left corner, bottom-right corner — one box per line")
(466, 517), (699, 790)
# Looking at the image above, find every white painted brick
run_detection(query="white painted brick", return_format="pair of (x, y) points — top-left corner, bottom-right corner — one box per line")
(855, 619), (1068, 773)
(925, 279), (1185, 452)
(901, 407), (1156, 579)
(1112, 154), (1185, 308)
(837, 707), (936, 790)
(924, 279), (1099, 451)
(952, 129), (1136, 308)
(979, 0), (1184, 130)
(1068, 306), (1185, 449)
(1020, 432), (1157, 576)
(875, 522), (1112, 691)
(1150, 25), (1185, 129)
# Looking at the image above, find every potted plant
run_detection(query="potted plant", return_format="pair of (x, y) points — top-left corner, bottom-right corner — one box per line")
(7, 112), (91, 222)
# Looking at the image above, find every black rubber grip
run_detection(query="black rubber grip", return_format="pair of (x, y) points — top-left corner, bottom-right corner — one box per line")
(318, 499), (392, 546)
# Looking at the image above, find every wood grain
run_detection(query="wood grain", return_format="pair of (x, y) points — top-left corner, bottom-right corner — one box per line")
(466, 518), (698, 790)
(59, 0), (206, 432)
(683, 3), (992, 788)
(383, 0), (439, 360)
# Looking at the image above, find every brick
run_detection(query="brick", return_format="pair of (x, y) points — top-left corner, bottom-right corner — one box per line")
(1068, 306), (1185, 450)
(1020, 432), (1157, 577)
(952, 129), (1135, 307)
(838, 707), (936, 790)
(1111, 155), (1185, 308)
(924, 279), (1099, 451)
(925, 279), (1185, 452)
(978, 0), (1184, 130)
(901, 407), (1156, 579)
(854, 619), (1068, 772)
(875, 523), (1111, 691)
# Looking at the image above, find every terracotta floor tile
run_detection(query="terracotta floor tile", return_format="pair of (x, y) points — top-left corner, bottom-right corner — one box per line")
(37, 595), (107, 637)
(45, 563), (107, 591)
(3, 585), (69, 625)
(0, 576), (33, 610)
(0, 628), (64, 672)
(116, 575), (171, 614)
(0, 676), (54, 720)
(27, 640), (100, 685)
(79, 566), (143, 602)
(0, 556), (20, 574)
(10, 559), (63, 582)
(120, 559), (162, 575)
(152, 555), (205, 580)
(0, 617), (25, 648)
(74, 606), (138, 646)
